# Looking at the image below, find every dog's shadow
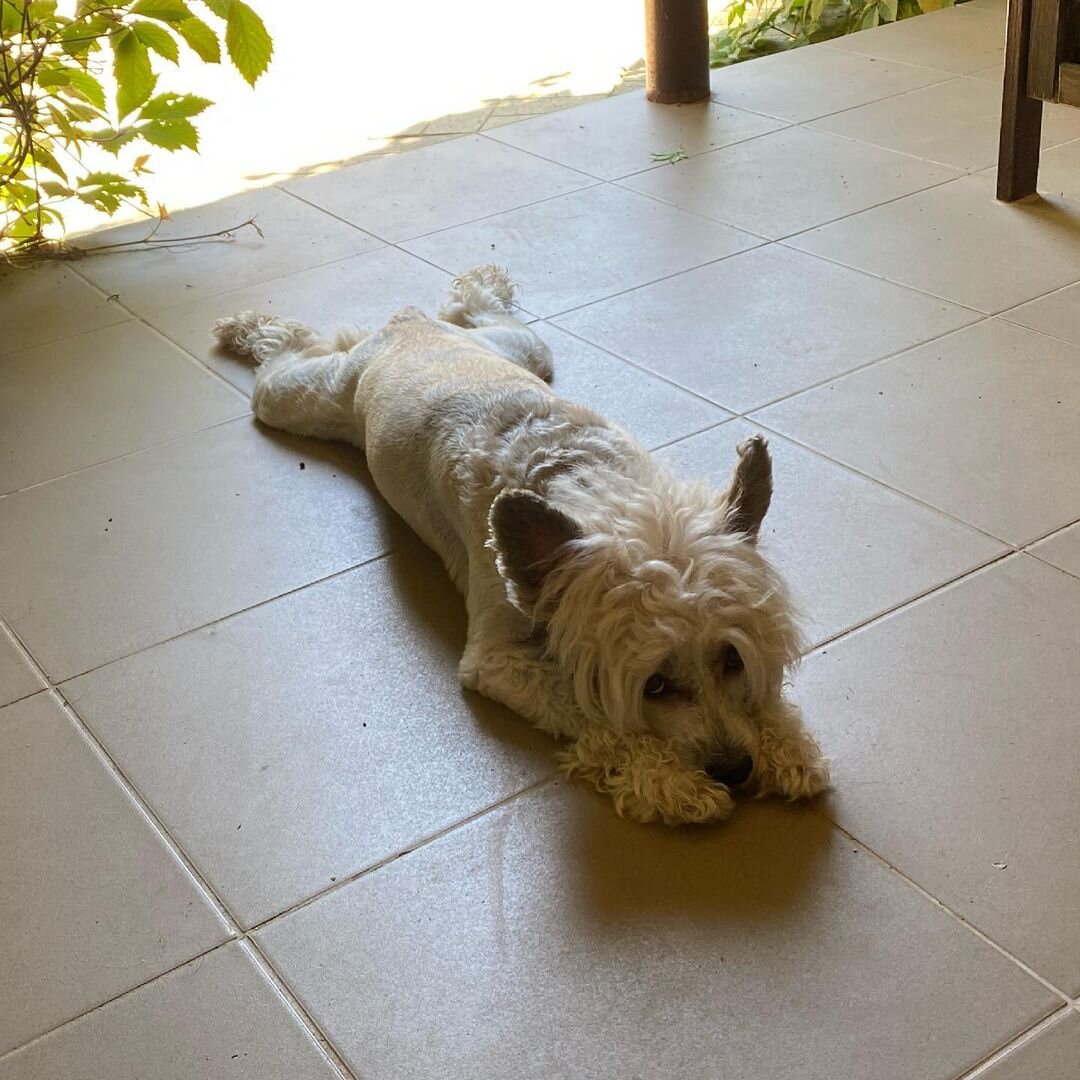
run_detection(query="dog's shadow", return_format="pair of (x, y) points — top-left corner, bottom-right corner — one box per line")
(252, 421), (831, 922)
(559, 784), (836, 924)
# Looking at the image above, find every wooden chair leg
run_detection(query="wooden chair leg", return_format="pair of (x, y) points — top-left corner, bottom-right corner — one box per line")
(998, 0), (1045, 200)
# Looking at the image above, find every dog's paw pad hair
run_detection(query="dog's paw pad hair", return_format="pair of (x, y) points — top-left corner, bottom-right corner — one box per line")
(558, 727), (735, 826)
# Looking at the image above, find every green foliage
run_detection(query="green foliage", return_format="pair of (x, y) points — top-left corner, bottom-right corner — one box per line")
(651, 148), (689, 165)
(711, 0), (953, 66)
(1, 0), (273, 252)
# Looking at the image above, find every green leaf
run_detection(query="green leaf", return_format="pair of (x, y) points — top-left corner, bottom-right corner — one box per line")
(64, 69), (108, 109)
(199, 0), (229, 17)
(132, 20), (180, 62)
(37, 69), (73, 89)
(1, 1), (27, 37)
(139, 90), (212, 119)
(60, 100), (103, 123)
(130, 0), (194, 21)
(87, 126), (140, 154)
(224, 0), (272, 86)
(112, 29), (157, 118)
(174, 15), (221, 62)
(59, 14), (111, 56)
(39, 180), (74, 198)
(31, 140), (68, 180)
(138, 117), (198, 151)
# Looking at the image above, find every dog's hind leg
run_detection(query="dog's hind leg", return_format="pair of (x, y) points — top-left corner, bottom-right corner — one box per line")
(213, 312), (372, 445)
(439, 265), (553, 382)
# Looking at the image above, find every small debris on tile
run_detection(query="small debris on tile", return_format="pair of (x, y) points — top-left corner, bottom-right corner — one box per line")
(106, 293), (120, 302)
(992, 861), (1007, 870)
(299, 461), (306, 470)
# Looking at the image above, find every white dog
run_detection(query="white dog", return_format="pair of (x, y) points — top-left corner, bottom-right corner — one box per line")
(213, 266), (829, 825)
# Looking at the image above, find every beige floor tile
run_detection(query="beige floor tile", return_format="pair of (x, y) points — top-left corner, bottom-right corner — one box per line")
(621, 126), (959, 240)
(536, 323), (729, 449)
(554, 244), (979, 412)
(487, 94), (608, 117)
(74, 187), (382, 315)
(64, 547), (552, 927)
(826, 7), (1005, 74)
(0, 264), (128, 355)
(0, 322), (246, 495)
(149, 247), (454, 393)
(0, 943), (338, 1079)
(1029, 521), (1080, 579)
(756, 320), (1080, 545)
(255, 784), (1057, 1080)
(709, 43), (951, 123)
(1002, 282), (1080, 347)
(0, 420), (395, 682)
(0, 693), (228, 1055)
(283, 135), (594, 243)
(421, 106), (494, 135)
(487, 92), (784, 180)
(813, 76), (1080, 172)
(796, 555), (1080, 994)
(659, 421), (1005, 645)
(1036, 137), (1080, 201)
(788, 172), (1080, 313)
(0, 625), (43, 707)
(968, 62), (1004, 82)
(981, 1010), (1080, 1080)
(403, 184), (761, 318)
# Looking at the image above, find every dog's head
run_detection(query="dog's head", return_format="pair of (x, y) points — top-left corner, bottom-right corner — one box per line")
(488, 435), (802, 790)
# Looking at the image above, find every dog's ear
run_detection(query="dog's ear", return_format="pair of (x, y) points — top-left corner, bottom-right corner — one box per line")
(722, 435), (773, 542)
(489, 489), (582, 612)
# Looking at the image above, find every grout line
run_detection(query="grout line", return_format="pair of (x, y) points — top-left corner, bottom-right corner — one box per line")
(744, 414), (1019, 551)
(482, 118), (796, 186)
(0, 617), (243, 935)
(548, 280), (987, 418)
(0, 941), (234, 1066)
(51, 549), (394, 685)
(956, 1008), (1076, 1080)
(993, 309), (1080, 353)
(798, 549), (1018, 657)
(774, 233), (997, 314)
(284, 171), (606, 249)
(0, 413), (249, 504)
(819, 814), (1074, 1005)
(240, 939), (358, 1080)
(244, 774), (558, 934)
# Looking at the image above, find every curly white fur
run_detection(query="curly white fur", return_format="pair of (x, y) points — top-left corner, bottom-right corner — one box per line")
(212, 265), (830, 825)
(559, 728), (734, 825)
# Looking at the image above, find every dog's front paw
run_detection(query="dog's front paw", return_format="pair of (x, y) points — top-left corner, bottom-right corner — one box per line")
(754, 727), (831, 801)
(457, 653), (481, 691)
(558, 728), (735, 826)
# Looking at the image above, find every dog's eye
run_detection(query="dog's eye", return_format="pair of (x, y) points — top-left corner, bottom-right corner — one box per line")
(643, 673), (668, 697)
(721, 645), (744, 677)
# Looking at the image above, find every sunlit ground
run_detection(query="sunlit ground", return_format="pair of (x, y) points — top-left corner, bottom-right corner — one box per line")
(56, 0), (664, 236)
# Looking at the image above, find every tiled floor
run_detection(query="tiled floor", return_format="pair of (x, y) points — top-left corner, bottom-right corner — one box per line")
(2, 5), (1079, 1077)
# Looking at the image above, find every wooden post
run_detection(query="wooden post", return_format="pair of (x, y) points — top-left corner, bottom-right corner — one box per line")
(644, 0), (711, 104)
(997, 0), (1045, 200)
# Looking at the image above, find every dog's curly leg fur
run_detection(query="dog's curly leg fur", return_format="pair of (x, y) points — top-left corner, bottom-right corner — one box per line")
(466, 645), (583, 741)
(753, 704), (831, 801)
(559, 728), (735, 826)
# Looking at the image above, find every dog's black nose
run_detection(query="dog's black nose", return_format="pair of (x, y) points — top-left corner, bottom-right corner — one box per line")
(706, 754), (754, 787)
